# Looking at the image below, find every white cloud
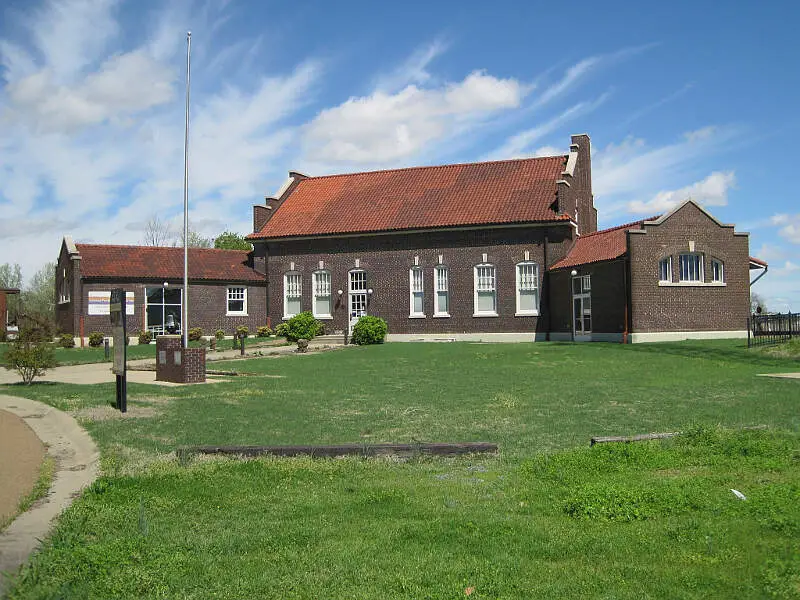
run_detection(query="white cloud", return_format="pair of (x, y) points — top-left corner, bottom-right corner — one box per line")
(373, 38), (449, 93)
(770, 213), (800, 244)
(303, 70), (527, 165)
(627, 171), (736, 215)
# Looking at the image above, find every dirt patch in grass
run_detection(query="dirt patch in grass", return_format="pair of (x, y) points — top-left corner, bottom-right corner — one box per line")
(76, 404), (160, 421)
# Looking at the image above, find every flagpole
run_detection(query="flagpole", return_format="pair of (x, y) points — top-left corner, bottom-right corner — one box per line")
(182, 31), (191, 349)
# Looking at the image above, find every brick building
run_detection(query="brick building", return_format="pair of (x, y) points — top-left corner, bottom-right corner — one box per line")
(56, 133), (766, 343)
(247, 134), (766, 342)
(55, 237), (265, 342)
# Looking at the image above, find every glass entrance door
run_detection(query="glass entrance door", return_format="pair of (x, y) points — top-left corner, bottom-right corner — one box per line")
(572, 275), (591, 341)
(348, 271), (367, 336)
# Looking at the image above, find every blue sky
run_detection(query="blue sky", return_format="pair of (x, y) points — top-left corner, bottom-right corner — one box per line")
(1, 0), (798, 309)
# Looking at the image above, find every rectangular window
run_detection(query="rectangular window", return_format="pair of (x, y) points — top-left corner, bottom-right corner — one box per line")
(313, 271), (332, 318)
(474, 265), (497, 315)
(658, 257), (672, 282)
(227, 287), (247, 315)
(711, 259), (724, 282)
(679, 253), (703, 282)
(284, 273), (302, 318)
(516, 262), (539, 315)
(145, 287), (182, 335)
(409, 267), (424, 316)
(434, 266), (449, 316)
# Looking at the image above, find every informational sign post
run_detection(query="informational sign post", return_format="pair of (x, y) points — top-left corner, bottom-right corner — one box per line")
(110, 288), (127, 413)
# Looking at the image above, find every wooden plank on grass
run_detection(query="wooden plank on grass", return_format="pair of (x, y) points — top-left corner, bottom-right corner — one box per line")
(181, 442), (498, 458)
(590, 432), (680, 446)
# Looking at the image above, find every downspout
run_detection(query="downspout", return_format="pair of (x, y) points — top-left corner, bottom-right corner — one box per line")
(750, 265), (768, 287)
(543, 229), (550, 340)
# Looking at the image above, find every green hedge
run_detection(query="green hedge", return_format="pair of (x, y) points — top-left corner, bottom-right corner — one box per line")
(351, 316), (387, 345)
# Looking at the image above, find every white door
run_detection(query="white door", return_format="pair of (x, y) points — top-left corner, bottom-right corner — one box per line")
(572, 275), (592, 341)
(348, 270), (367, 336)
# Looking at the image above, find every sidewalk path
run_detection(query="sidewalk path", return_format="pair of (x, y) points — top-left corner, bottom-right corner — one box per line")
(0, 411), (44, 525)
(0, 395), (99, 595)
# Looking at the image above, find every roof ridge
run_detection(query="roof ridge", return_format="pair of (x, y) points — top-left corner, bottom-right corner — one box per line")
(76, 243), (248, 253)
(297, 154), (569, 181)
(581, 215), (660, 238)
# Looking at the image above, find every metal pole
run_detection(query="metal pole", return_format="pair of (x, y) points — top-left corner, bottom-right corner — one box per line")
(182, 31), (191, 349)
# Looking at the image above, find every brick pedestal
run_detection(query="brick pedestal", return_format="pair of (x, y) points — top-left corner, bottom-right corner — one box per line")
(155, 335), (206, 384)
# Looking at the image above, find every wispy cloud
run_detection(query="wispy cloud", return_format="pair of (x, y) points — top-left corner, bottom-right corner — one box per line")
(627, 171), (736, 215)
(619, 83), (693, 128)
(373, 37), (450, 93)
(771, 213), (800, 244)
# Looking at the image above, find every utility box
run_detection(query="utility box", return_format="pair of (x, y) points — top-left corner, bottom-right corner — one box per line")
(155, 335), (206, 384)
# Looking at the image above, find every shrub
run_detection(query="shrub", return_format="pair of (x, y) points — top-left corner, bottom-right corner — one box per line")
(236, 326), (249, 337)
(284, 312), (323, 342)
(351, 316), (387, 345)
(274, 323), (289, 338)
(188, 327), (204, 342)
(257, 326), (273, 337)
(215, 329), (225, 340)
(2, 339), (57, 384)
(59, 333), (75, 348)
(138, 330), (153, 345)
(88, 332), (105, 347)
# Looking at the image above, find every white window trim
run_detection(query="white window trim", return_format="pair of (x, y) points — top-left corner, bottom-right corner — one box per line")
(711, 258), (724, 283)
(226, 286), (248, 316)
(283, 272), (302, 319)
(658, 256), (672, 283)
(515, 261), (540, 317)
(312, 270), (333, 320)
(433, 265), (450, 318)
(473, 263), (498, 317)
(679, 253), (704, 283)
(409, 267), (425, 318)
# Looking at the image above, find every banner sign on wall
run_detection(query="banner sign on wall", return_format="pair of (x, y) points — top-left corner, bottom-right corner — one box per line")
(88, 291), (134, 316)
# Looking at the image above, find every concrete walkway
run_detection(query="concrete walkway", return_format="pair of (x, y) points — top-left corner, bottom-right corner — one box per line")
(0, 395), (99, 595)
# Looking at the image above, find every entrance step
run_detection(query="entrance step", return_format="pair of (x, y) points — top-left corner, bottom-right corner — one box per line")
(311, 334), (346, 346)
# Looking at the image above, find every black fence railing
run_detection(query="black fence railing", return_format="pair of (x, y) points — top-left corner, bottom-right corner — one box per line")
(748, 312), (800, 347)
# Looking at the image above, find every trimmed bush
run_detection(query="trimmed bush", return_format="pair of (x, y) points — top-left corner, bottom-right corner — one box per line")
(274, 323), (289, 338)
(59, 333), (75, 348)
(188, 327), (203, 342)
(2, 340), (57, 384)
(256, 326), (273, 337)
(351, 316), (387, 345)
(88, 332), (105, 347)
(236, 326), (249, 338)
(284, 312), (323, 342)
(138, 330), (153, 345)
(215, 329), (225, 340)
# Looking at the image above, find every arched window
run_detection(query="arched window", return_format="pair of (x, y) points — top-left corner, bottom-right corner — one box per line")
(515, 262), (539, 316)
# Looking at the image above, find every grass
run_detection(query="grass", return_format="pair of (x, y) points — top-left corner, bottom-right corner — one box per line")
(0, 455), (56, 533)
(1, 339), (799, 598)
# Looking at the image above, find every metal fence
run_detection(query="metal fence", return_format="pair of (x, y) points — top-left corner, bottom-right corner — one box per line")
(748, 312), (800, 347)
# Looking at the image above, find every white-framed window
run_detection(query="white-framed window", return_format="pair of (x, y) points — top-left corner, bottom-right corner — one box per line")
(711, 258), (724, 283)
(226, 286), (247, 315)
(284, 272), (302, 318)
(515, 262), (539, 315)
(434, 265), (449, 317)
(58, 268), (70, 303)
(658, 257), (672, 283)
(474, 264), (497, 316)
(409, 267), (425, 317)
(312, 270), (332, 318)
(679, 253), (703, 282)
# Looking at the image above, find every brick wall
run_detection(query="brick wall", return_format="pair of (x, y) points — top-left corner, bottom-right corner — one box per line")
(627, 202), (750, 333)
(155, 335), (206, 383)
(67, 280), (266, 338)
(260, 225), (575, 336)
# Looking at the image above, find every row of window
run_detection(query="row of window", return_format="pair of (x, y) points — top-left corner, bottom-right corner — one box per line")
(283, 263), (541, 319)
(658, 253), (724, 284)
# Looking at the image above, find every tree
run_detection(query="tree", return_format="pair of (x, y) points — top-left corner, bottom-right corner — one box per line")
(142, 215), (172, 246)
(21, 262), (55, 322)
(214, 231), (253, 251)
(2, 313), (57, 384)
(751, 292), (768, 314)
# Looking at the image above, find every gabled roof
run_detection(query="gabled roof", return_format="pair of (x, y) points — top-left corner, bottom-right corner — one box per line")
(249, 156), (571, 240)
(550, 219), (650, 270)
(74, 244), (263, 282)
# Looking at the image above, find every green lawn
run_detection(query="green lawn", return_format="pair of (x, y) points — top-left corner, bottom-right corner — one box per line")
(2, 340), (799, 599)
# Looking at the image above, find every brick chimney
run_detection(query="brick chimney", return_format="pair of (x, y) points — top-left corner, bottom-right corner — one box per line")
(569, 134), (596, 233)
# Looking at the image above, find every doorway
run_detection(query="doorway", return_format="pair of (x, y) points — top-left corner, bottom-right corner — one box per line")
(348, 270), (367, 337)
(572, 275), (591, 341)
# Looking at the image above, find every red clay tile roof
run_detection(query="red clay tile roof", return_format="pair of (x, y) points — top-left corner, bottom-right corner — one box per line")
(249, 156), (570, 239)
(550, 219), (650, 270)
(75, 244), (262, 282)
(749, 256), (768, 268)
